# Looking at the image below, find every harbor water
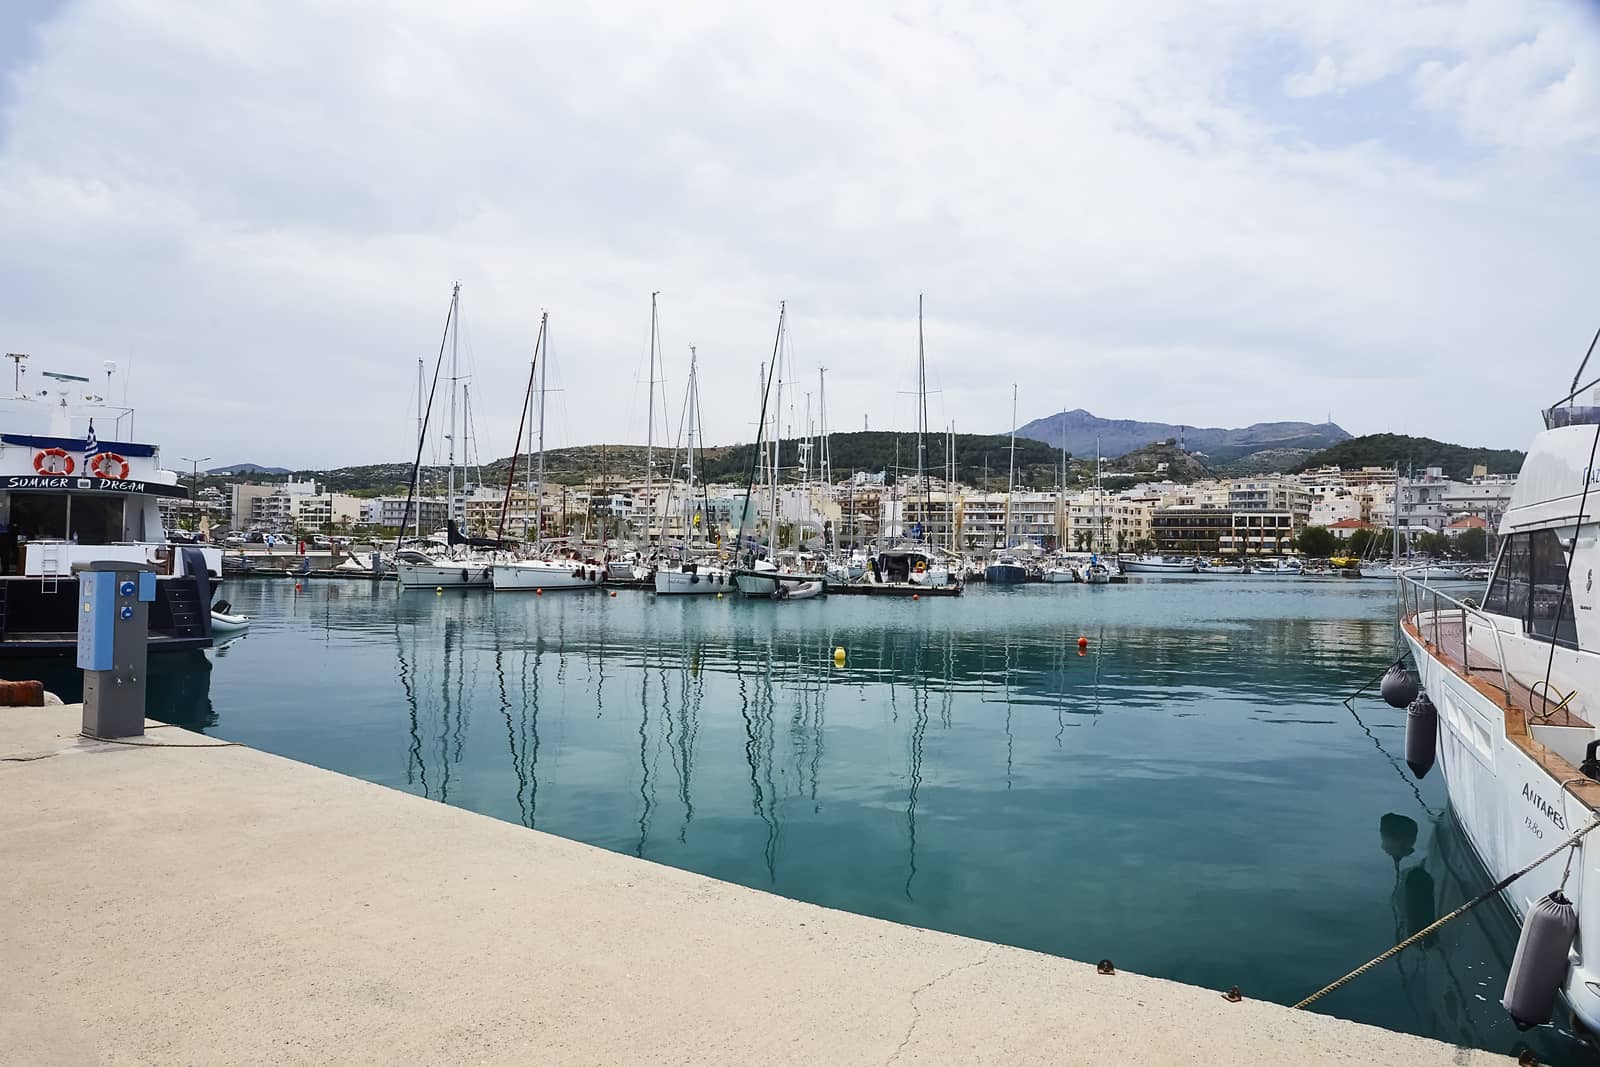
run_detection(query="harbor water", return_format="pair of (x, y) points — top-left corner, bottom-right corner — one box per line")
(28, 577), (1598, 1064)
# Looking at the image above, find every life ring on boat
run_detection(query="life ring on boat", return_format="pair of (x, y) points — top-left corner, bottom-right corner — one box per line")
(914, 559), (927, 574)
(33, 448), (74, 475)
(89, 452), (129, 479)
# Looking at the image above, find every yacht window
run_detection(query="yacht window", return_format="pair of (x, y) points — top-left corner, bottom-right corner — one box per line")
(10, 493), (67, 541)
(1483, 534), (1530, 619)
(70, 495), (125, 546)
(1528, 528), (1578, 648)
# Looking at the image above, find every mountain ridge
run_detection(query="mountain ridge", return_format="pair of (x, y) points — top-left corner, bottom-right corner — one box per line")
(1015, 408), (1350, 463)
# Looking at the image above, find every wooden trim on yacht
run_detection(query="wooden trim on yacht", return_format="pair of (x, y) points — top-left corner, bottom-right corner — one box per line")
(1403, 613), (1600, 811)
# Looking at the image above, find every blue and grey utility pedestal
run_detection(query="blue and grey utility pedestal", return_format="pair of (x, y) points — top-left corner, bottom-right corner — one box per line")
(73, 560), (156, 739)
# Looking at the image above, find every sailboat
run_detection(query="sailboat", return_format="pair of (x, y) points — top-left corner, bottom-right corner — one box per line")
(985, 384), (1028, 584)
(732, 304), (824, 599)
(492, 312), (604, 592)
(655, 346), (734, 594)
(1076, 439), (1115, 584)
(397, 283), (495, 590)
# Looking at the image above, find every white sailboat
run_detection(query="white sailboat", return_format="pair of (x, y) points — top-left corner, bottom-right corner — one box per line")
(984, 384), (1028, 585)
(656, 346), (733, 595)
(397, 283), (494, 590)
(493, 313), (603, 593)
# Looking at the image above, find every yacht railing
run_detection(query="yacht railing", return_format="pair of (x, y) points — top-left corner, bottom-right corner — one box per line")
(1397, 572), (1514, 704)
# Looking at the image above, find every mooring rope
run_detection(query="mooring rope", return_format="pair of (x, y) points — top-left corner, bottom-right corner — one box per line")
(1293, 815), (1600, 1010)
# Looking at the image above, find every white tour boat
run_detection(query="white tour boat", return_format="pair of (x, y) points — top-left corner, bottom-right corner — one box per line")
(0, 372), (223, 654)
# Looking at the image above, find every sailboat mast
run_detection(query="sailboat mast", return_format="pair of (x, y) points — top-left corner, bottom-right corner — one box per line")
(645, 292), (658, 549)
(770, 326), (784, 551)
(686, 346), (698, 551)
(917, 294), (927, 529)
(415, 356), (423, 539)
(535, 312), (548, 542)
(1004, 384), (1017, 550)
(447, 282), (460, 533)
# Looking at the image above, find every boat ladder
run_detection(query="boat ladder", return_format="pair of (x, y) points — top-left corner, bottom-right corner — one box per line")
(39, 543), (62, 595)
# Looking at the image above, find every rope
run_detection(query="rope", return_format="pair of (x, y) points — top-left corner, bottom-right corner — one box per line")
(1294, 815), (1600, 1010)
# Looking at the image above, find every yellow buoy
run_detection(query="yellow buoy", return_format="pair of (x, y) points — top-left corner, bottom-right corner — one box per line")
(716, 592), (723, 599)
(833, 647), (846, 666)
(435, 586), (443, 595)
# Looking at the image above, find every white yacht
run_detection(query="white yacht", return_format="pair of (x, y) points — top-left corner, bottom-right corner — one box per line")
(492, 557), (604, 592)
(1399, 396), (1600, 1033)
(396, 552), (494, 589)
(1120, 554), (1198, 574)
(1076, 557), (1114, 585)
(1041, 560), (1077, 584)
(655, 559), (734, 595)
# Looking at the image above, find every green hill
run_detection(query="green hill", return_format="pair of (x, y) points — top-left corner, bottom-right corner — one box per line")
(1293, 434), (1524, 480)
(237, 431), (1074, 496)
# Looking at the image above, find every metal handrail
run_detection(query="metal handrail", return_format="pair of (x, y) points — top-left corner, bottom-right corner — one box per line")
(1398, 573), (1513, 704)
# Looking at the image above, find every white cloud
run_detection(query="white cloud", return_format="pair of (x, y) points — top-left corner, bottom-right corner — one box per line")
(1286, 56), (1341, 97)
(0, 0), (1596, 467)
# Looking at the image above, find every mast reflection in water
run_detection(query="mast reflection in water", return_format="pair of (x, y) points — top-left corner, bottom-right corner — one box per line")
(147, 577), (1600, 1064)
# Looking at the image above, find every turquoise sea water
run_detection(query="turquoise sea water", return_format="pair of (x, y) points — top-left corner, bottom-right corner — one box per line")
(33, 576), (1599, 1064)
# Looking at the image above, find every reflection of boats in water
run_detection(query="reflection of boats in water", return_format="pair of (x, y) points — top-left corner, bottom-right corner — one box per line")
(1372, 810), (1592, 1064)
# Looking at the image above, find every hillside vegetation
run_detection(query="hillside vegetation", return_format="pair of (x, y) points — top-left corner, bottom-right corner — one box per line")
(1293, 434), (1524, 480)
(242, 431), (1074, 495)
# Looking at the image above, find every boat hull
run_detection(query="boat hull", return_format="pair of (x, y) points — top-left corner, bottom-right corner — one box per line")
(654, 566), (734, 595)
(984, 564), (1028, 584)
(396, 561), (493, 588)
(491, 561), (604, 592)
(1402, 619), (1600, 1033)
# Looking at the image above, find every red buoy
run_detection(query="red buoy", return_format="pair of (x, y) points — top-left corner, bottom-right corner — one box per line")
(610, 591), (617, 598)
(912, 593), (920, 601)
(536, 588), (544, 596)
(1078, 636), (1089, 649)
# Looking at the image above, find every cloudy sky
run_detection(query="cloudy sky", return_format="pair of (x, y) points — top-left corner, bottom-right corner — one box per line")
(1, 1), (1597, 469)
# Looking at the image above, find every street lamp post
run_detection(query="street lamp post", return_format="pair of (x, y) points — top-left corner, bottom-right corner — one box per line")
(180, 456), (209, 533)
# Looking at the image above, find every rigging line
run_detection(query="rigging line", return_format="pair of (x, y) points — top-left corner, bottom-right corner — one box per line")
(395, 288), (457, 549)
(1293, 815), (1600, 1010)
(1537, 416), (1600, 718)
(498, 317), (543, 542)
(1566, 323), (1600, 406)
(736, 305), (785, 563)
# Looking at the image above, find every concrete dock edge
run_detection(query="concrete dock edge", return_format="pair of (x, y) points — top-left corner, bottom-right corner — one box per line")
(2, 705), (1507, 1065)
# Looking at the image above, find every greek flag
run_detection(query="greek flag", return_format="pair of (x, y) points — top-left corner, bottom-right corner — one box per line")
(84, 420), (99, 465)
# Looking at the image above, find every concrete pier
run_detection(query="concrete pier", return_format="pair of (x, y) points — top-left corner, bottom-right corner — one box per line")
(2, 705), (1506, 1065)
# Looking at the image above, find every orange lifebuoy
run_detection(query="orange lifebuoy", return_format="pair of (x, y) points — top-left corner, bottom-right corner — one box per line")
(90, 452), (129, 480)
(33, 448), (74, 475)
(914, 559), (927, 573)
